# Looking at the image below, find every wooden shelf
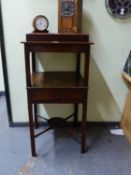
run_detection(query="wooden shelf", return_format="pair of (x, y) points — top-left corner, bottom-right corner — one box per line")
(22, 33), (92, 156)
(31, 71), (85, 88)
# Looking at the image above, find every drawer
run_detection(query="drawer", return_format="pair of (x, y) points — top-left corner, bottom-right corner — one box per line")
(30, 88), (86, 103)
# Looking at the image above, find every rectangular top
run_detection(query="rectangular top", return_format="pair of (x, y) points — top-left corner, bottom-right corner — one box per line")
(26, 33), (90, 42)
(22, 33), (93, 52)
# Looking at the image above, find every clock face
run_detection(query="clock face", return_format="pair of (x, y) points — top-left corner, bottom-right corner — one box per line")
(60, 0), (74, 16)
(33, 15), (49, 32)
(105, 0), (131, 19)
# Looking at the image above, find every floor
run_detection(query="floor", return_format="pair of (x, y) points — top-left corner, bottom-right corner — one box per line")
(0, 95), (131, 175)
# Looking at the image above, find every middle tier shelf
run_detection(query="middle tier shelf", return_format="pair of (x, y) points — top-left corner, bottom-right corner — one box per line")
(30, 71), (86, 88)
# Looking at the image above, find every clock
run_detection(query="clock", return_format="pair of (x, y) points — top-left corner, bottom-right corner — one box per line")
(58, 0), (82, 33)
(33, 15), (49, 32)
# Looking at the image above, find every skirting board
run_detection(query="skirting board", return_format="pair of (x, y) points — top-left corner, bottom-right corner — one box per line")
(10, 121), (120, 127)
(0, 91), (5, 96)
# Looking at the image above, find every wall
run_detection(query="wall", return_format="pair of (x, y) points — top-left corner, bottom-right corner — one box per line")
(0, 47), (5, 91)
(1, 0), (130, 122)
(82, 0), (130, 121)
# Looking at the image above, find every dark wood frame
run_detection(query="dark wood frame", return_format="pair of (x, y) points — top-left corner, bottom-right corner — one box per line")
(0, 1), (13, 126)
(22, 33), (93, 156)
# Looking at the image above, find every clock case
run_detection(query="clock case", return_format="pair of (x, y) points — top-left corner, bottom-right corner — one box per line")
(58, 0), (82, 33)
(33, 15), (49, 33)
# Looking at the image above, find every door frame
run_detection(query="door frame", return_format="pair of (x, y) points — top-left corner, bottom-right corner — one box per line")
(0, 1), (13, 126)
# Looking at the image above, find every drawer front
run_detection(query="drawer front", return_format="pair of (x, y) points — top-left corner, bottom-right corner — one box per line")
(30, 88), (86, 103)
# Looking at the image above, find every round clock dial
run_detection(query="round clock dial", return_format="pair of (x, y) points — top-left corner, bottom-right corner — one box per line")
(33, 15), (49, 32)
(61, 0), (74, 17)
